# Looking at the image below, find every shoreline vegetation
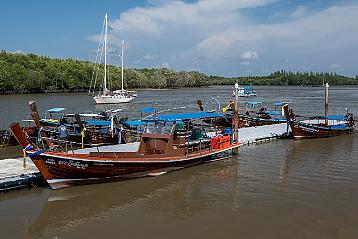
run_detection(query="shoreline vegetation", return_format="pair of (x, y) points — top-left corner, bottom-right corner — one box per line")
(1, 51), (357, 95)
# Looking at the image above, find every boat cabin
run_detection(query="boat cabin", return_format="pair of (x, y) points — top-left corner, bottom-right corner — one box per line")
(137, 118), (231, 156)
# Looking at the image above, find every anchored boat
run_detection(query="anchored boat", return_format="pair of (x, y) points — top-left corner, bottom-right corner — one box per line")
(28, 101), (125, 147)
(91, 14), (136, 104)
(286, 114), (354, 139)
(283, 83), (355, 139)
(10, 117), (240, 189)
(237, 85), (256, 97)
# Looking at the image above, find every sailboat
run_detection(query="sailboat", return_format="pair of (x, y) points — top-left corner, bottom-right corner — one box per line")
(92, 14), (137, 104)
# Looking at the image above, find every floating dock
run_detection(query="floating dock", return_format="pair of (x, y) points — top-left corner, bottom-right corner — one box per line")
(0, 124), (289, 192)
(0, 158), (44, 192)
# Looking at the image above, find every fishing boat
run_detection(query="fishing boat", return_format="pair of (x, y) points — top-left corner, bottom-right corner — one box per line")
(237, 85), (256, 97)
(256, 100), (291, 123)
(28, 101), (125, 147)
(0, 120), (38, 147)
(283, 83), (355, 139)
(91, 14), (136, 104)
(212, 100), (289, 128)
(10, 117), (240, 189)
(9, 84), (242, 189)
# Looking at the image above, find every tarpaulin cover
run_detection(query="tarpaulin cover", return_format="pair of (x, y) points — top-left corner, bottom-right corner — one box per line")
(84, 120), (111, 126)
(125, 120), (147, 126)
(145, 111), (223, 121)
(325, 115), (346, 120)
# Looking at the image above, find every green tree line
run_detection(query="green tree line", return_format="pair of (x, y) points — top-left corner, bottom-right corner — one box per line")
(0, 51), (357, 94)
(209, 70), (358, 86)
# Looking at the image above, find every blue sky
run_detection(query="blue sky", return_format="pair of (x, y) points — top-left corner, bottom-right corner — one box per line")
(1, 0), (357, 77)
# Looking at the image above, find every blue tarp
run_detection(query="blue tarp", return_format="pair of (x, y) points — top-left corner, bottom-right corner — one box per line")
(144, 111), (223, 121)
(47, 108), (66, 113)
(270, 117), (287, 122)
(265, 110), (281, 115)
(84, 120), (111, 126)
(330, 124), (348, 129)
(244, 101), (263, 105)
(142, 107), (155, 113)
(125, 120), (146, 126)
(325, 115), (346, 120)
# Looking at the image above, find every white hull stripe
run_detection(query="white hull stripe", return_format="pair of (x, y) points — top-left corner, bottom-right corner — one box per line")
(47, 167), (183, 184)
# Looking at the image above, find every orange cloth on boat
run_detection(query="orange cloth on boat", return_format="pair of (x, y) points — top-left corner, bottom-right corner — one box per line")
(210, 135), (231, 149)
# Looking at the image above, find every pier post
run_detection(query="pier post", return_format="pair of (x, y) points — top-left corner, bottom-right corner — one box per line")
(324, 83), (329, 125)
(233, 83), (239, 155)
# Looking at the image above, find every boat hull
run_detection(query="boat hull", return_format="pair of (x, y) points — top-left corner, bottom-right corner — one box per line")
(29, 146), (236, 189)
(289, 121), (354, 139)
(93, 95), (135, 104)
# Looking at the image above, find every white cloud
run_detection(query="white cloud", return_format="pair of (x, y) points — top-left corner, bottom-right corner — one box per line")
(89, 1), (358, 76)
(162, 62), (170, 68)
(241, 50), (258, 61)
(144, 53), (158, 60)
(330, 64), (341, 70)
(240, 61), (251, 66)
(291, 5), (308, 19)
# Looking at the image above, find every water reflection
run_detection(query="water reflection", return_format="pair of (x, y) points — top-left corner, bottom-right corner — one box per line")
(280, 134), (357, 185)
(279, 140), (300, 183)
(28, 159), (240, 238)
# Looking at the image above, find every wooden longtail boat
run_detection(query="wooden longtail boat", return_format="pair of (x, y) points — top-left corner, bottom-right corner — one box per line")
(283, 100), (355, 140)
(10, 119), (240, 189)
(283, 83), (355, 139)
(28, 101), (124, 147)
(284, 109), (354, 139)
(0, 120), (37, 147)
(207, 100), (289, 128)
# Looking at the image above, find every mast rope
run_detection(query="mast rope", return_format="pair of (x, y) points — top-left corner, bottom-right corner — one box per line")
(90, 17), (106, 94)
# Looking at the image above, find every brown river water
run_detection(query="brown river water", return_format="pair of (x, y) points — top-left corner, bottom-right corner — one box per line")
(0, 85), (357, 238)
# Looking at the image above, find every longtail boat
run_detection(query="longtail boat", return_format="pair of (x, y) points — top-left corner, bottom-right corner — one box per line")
(283, 83), (355, 139)
(10, 117), (240, 189)
(0, 120), (37, 147)
(207, 100), (290, 128)
(284, 106), (354, 139)
(28, 101), (124, 147)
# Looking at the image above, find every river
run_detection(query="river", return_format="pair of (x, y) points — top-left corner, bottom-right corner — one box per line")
(0, 85), (357, 238)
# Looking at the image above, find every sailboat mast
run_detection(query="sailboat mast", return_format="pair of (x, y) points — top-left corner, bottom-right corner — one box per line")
(121, 40), (124, 91)
(103, 14), (108, 94)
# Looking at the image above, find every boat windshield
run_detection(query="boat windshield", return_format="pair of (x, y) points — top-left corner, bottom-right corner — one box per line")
(145, 121), (175, 134)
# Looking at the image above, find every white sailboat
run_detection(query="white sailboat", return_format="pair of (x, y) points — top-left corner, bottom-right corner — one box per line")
(92, 14), (136, 104)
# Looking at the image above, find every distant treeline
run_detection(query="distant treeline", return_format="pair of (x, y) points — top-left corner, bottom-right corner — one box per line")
(0, 51), (357, 94)
(209, 71), (358, 86)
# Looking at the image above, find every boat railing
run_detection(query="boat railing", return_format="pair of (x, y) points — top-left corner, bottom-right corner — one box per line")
(27, 135), (90, 154)
(0, 130), (12, 149)
(180, 134), (232, 155)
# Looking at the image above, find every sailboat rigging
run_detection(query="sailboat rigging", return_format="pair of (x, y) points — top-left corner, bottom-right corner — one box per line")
(91, 14), (137, 104)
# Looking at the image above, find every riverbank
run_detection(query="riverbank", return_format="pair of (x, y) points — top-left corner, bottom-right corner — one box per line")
(1, 51), (357, 95)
